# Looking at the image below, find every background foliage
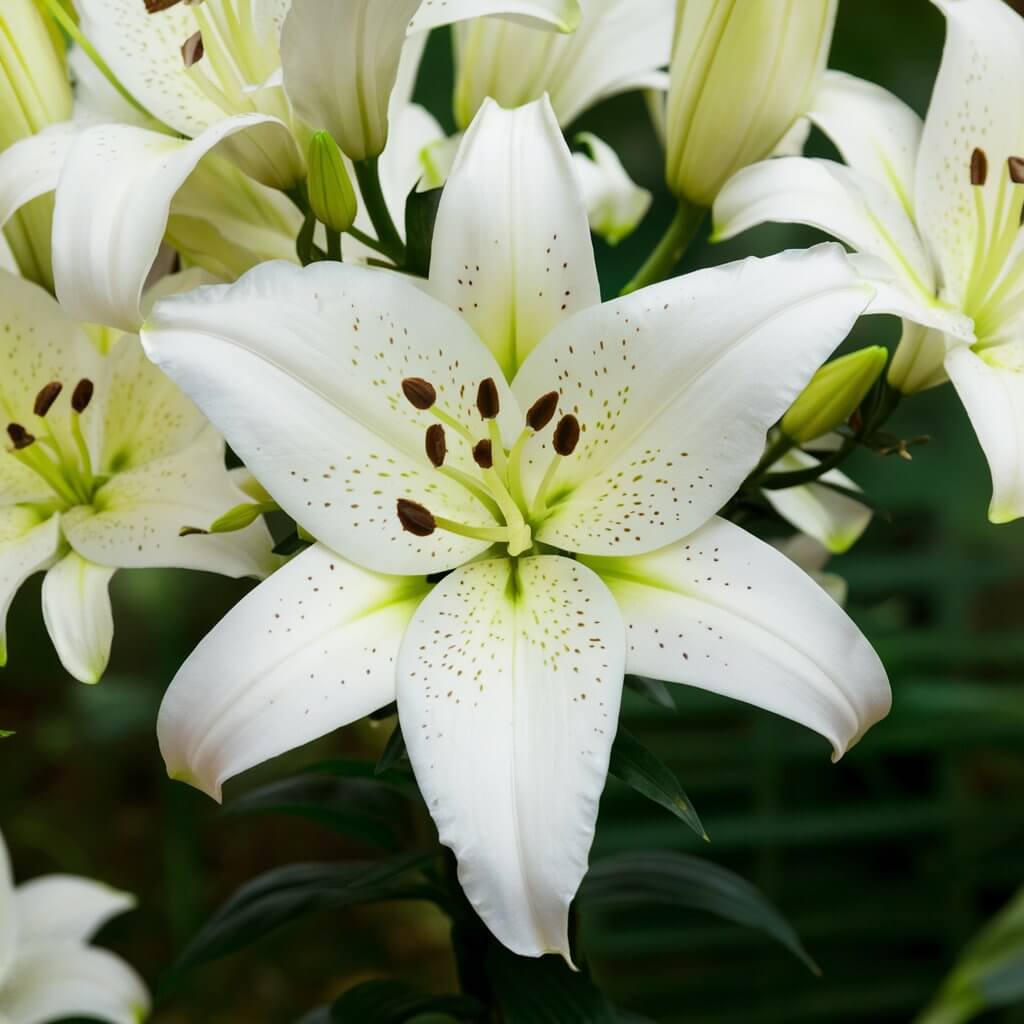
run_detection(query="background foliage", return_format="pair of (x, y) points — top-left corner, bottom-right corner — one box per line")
(3, 1), (1024, 1021)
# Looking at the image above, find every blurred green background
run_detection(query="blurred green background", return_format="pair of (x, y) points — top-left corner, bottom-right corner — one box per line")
(4, 0), (1024, 1021)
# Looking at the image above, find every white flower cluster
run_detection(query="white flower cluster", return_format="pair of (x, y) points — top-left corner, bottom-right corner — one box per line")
(0, 0), (1016, 1008)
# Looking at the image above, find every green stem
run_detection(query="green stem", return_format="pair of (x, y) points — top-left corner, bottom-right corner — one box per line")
(354, 157), (405, 265)
(325, 228), (342, 262)
(296, 208), (317, 267)
(620, 198), (706, 295)
(346, 225), (393, 259)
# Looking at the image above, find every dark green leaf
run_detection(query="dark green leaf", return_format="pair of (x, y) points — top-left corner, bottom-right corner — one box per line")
(487, 944), (617, 1024)
(376, 721), (408, 776)
(578, 851), (818, 975)
(164, 851), (443, 986)
(623, 676), (676, 711)
(404, 187), (443, 277)
(222, 772), (411, 849)
(615, 1011), (659, 1024)
(608, 727), (707, 841)
(369, 702), (398, 721)
(272, 530), (311, 557)
(0, 730), (13, 739)
(326, 979), (481, 1023)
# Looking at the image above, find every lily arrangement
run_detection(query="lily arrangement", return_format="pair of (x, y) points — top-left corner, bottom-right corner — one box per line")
(0, 0), (1017, 1020)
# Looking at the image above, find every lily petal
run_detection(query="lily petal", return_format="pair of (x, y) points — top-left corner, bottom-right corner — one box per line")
(916, 0), (1024, 307)
(945, 343), (1024, 523)
(573, 132), (652, 246)
(159, 543), (427, 801)
(409, 0), (583, 33)
(430, 98), (599, 378)
(0, 512), (62, 669)
(0, 830), (14, 988)
(398, 555), (625, 960)
(451, 0), (672, 129)
(583, 516), (890, 759)
(53, 116), (301, 332)
(143, 260), (520, 576)
(713, 156), (936, 300)
(810, 70), (923, 211)
(76, 0), (224, 137)
(0, 126), (78, 233)
(61, 427), (275, 579)
(14, 877), (134, 945)
(513, 244), (871, 557)
(763, 450), (872, 555)
(41, 552), (116, 685)
(0, 941), (149, 1024)
(280, 0), (421, 162)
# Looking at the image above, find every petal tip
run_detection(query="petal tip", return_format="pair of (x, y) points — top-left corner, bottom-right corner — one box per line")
(168, 765), (223, 803)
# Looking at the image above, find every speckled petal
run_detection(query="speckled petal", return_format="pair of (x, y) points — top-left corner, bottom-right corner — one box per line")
(430, 98), (599, 378)
(53, 117), (301, 333)
(159, 543), (427, 801)
(0, 511), (62, 669)
(916, 0), (1024, 307)
(76, 0), (224, 137)
(512, 244), (871, 557)
(583, 516), (891, 760)
(61, 427), (275, 579)
(398, 555), (624, 961)
(142, 260), (520, 576)
(0, 942), (150, 1024)
(0, 126), (79, 232)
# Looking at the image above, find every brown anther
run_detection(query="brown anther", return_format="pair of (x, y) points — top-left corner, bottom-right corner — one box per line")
(71, 379), (94, 414)
(553, 415), (580, 457)
(178, 526), (209, 537)
(476, 378), (500, 420)
(145, 0), (187, 12)
(526, 391), (559, 432)
(181, 30), (204, 67)
(33, 381), (62, 418)
(1009, 156), (1024, 185)
(425, 424), (447, 468)
(7, 424), (35, 450)
(397, 499), (436, 537)
(472, 439), (494, 469)
(970, 148), (988, 187)
(402, 377), (436, 410)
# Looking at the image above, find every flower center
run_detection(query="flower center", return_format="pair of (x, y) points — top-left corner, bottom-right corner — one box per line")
(158, 0), (286, 122)
(5, 379), (98, 508)
(965, 147), (1024, 345)
(395, 376), (580, 558)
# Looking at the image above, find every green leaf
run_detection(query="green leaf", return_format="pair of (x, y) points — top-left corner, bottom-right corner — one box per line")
(624, 675), (676, 711)
(608, 727), (707, 841)
(222, 771), (411, 850)
(578, 851), (818, 975)
(164, 851), (444, 987)
(376, 720), (408, 776)
(272, 530), (311, 557)
(404, 187), (443, 277)
(325, 979), (481, 1023)
(916, 887), (1024, 1024)
(487, 944), (617, 1024)
(0, 730), (13, 739)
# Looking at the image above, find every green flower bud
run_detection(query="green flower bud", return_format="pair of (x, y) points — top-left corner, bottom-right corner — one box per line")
(782, 346), (888, 444)
(307, 131), (358, 234)
(665, 0), (836, 207)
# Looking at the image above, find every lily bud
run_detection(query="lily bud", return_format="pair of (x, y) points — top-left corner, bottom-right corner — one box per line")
(665, 0), (837, 207)
(782, 346), (888, 444)
(307, 131), (358, 234)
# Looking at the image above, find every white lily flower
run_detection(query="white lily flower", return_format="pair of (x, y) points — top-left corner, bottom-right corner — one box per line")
(451, 0), (673, 130)
(140, 98), (889, 961)
(713, 0), (1024, 523)
(0, 827), (150, 1024)
(43, 0), (580, 332)
(774, 533), (848, 607)
(0, 270), (274, 684)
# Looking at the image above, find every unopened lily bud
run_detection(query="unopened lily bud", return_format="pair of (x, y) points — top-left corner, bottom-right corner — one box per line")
(307, 131), (358, 234)
(782, 346), (888, 444)
(665, 0), (836, 207)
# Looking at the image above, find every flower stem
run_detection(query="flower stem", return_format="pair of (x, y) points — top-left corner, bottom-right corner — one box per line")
(354, 157), (406, 266)
(620, 197), (706, 295)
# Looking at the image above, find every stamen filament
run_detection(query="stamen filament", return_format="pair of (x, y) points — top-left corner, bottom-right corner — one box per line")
(438, 465), (503, 520)
(487, 419), (508, 479)
(434, 518), (512, 544)
(481, 468), (531, 556)
(530, 453), (564, 522)
(507, 427), (533, 510)
(70, 414), (95, 496)
(11, 447), (80, 506)
(431, 407), (476, 445)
